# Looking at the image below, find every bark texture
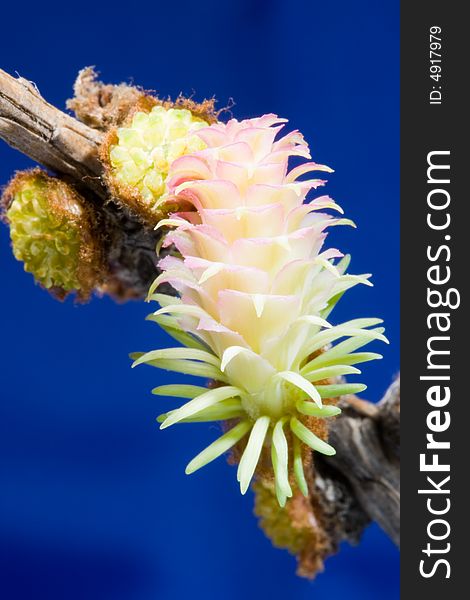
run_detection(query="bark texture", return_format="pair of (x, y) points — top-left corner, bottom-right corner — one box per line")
(316, 377), (400, 548)
(0, 69), (104, 196)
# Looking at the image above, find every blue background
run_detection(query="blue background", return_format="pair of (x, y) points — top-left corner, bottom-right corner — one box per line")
(0, 1), (399, 598)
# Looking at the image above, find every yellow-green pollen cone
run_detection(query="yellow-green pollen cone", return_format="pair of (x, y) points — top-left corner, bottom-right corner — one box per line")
(132, 114), (388, 506)
(253, 479), (314, 556)
(3, 169), (103, 299)
(104, 105), (208, 224)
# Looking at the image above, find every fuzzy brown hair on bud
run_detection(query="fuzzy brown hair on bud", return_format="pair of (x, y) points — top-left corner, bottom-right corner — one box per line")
(67, 67), (220, 132)
(66, 67), (151, 131)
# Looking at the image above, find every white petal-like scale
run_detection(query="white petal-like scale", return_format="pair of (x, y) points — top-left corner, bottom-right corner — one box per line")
(160, 385), (242, 429)
(271, 418), (293, 505)
(277, 371), (323, 408)
(185, 420), (252, 474)
(237, 416), (271, 494)
(158, 399), (244, 423)
(293, 436), (309, 497)
(290, 417), (336, 456)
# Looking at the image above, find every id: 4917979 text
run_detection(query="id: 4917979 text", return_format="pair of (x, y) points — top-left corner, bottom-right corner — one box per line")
(429, 26), (443, 105)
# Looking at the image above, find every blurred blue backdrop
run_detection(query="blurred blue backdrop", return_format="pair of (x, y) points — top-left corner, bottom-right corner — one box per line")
(0, 1), (399, 598)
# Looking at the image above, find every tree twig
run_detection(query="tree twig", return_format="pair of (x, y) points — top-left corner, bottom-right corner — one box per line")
(0, 69), (104, 197)
(316, 377), (400, 548)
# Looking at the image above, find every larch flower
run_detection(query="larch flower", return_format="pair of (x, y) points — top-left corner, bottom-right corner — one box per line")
(133, 114), (387, 505)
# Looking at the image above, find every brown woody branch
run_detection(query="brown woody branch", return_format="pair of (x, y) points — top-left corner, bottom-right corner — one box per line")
(315, 376), (400, 550)
(0, 69), (104, 196)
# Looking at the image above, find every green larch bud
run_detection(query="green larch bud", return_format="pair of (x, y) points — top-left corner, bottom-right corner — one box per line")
(2, 169), (104, 300)
(101, 104), (209, 225)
